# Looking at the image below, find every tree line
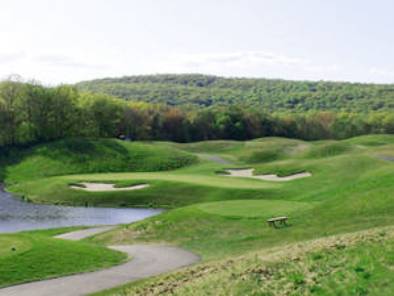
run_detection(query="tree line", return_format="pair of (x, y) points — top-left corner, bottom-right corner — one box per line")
(76, 74), (394, 112)
(0, 79), (393, 147)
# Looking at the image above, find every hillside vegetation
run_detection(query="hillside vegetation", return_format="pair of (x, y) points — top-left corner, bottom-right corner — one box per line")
(76, 74), (394, 111)
(1, 78), (394, 148)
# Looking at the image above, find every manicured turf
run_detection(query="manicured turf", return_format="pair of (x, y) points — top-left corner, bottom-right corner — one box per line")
(88, 135), (394, 260)
(0, 236), (31, 257)
(1, 138), (197, 184)
(196, 200), (315, 218)
(0, 228), (126, 288)
(2, 135), (394, 294)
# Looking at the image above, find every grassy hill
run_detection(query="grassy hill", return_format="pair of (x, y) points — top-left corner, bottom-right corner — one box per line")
(2, 135), (394, 294)
(96, 226), (394, 296)
(1, 138), (197, 185)
(0, 138), (197, 287)
(76, 74), (394, 112)
(86, 135), (394, 295)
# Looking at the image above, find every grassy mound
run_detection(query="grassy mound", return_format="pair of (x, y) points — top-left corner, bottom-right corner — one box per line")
(9, 172), (277, 207)
(196, 200), (314, 218)
(2, 138), (197, 184)
(90, 137), (394, 259)
(239, 138), (306, 163)
(177, 140), (243, 153)
(178, 137), (307, 165)
(3, 135), (394, 294)
(306, 141), (352, 158)
(97, 227), (394, 296)
(253, 160), (310, 177)
(0, 228), (126, 288)
(345, 134), (394, 146)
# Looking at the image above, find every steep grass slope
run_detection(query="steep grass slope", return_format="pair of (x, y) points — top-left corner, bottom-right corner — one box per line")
(1, 138), (197, 185)
(96, 226), (394, 296)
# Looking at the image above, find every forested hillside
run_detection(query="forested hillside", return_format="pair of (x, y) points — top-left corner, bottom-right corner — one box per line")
(76, 74), (394, 112)
(1, 77), (394, 147)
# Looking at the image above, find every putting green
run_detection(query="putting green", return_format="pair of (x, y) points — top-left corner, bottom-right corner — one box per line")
(197, 199), (315, 218)
(0, 236), (31, 257)
(65, 172), (279, 189)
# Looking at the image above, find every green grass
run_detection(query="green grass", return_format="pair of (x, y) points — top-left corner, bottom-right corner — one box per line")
(6, 160), (281, 207)
(2, 134), (394, 294)
(7, 175), (278, 208)
(345, 134), (394, 146)
(97, 227), (394, 296)
(0, 228), (126, 288)
(253, 160), (310, 176)
(0, 236), (31, 258)
(88, 135), (394, 260)
(177, 137), (307, 164)
(1, 138), (197, 184)
(305, 141), (353, 158)
(196, 200), (314, 219)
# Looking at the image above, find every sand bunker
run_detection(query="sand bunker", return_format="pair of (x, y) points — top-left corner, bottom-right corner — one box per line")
(70, 182), (150, 192)
(223, 168), (311, 181)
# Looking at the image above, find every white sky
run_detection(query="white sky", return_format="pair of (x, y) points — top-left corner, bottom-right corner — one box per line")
(1, 0), (394, 84)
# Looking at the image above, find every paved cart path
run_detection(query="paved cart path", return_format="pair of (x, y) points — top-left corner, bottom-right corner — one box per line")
(0, 227), (199, 296)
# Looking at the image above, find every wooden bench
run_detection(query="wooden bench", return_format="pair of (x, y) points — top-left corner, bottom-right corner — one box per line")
(267, 216), (288, 228)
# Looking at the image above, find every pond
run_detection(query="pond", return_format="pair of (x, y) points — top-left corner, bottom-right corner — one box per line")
(0, 188), (162, 233)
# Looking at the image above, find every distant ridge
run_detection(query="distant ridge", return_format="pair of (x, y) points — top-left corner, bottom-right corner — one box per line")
(76, 74), (394, 111)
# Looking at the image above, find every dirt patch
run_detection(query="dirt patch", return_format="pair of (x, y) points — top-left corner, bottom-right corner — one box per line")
(223, 168), (311, 181)
(70, 182), (150, 192)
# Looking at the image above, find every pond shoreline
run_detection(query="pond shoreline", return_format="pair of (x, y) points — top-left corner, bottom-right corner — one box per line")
(0, 186), (162, 233)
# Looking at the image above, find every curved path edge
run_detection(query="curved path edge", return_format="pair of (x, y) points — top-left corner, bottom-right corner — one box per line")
(0, 227), (200, 296)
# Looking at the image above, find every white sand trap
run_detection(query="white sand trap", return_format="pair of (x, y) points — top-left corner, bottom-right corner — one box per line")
(70, 182), (150, 192)
(224, 168), (311, 181)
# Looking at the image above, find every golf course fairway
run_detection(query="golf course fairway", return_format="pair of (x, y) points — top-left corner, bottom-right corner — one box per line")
(1, 135), (394, 295)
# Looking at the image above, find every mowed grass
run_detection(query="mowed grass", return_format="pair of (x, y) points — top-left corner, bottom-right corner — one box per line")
(1, 138), (197, 184)
(0, 139), (197, 288)
(89, 135), (394, 260)
(2, 135), (394, 294)
(6, 159), (280, 207)
(196, 200), (314, 219)
(177, 137), (308, 164)
(0, 236), (31, 257)
(0, 228), (126, 288)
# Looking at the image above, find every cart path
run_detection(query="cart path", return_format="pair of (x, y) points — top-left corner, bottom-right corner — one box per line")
(0, 228), (200, 296)
(54, 226), (116, 240)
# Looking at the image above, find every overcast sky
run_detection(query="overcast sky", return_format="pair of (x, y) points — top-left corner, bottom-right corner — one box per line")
(1, 0), (394, 84)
